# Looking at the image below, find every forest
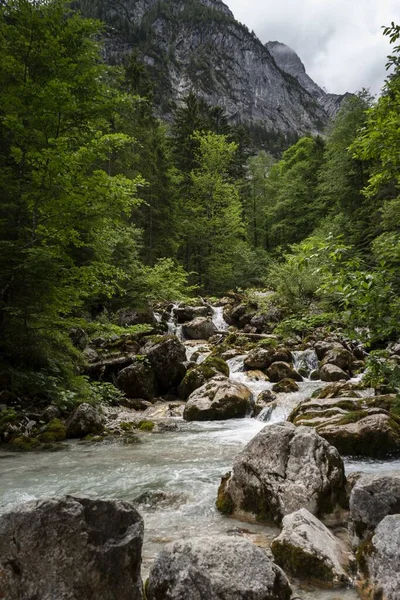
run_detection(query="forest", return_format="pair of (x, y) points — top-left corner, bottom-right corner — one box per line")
(0, 0), (399, 404)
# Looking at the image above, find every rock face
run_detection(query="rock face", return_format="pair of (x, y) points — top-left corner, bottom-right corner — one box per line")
(79, 0), (346, 142)
(183, 376), (253, 421)
(0, 496), (144, 600)
(357, 515), (400, 600)
(116, 358), (158, 399)
(146, 336), (187, 391)
(146, 536), (292, 600)
(216, 422), (345, 523)
(66, 403), (104, 438)
(182, 317), (216, 340)
(271, 508), (350, 586)
(289, 395), (400, 458)
(349, 472), (400, 548)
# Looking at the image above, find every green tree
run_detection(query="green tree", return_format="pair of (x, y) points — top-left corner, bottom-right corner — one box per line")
(244, 150), (275, 248)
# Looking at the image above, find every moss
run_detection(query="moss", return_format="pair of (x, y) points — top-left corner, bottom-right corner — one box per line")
(257, 338), (278, 349)
(271, 540), (334, 582)
(337, 410), (369, 425)
(10, 436), (41, 451)
(204, 355), (229, 377)
(39, 418), (66, 442)
(215, 472), (234, 514)
(0, 408), (19, 435)
(356, 537), (374, 577)
(137, 420), (155, 432)
(123, 434), (141, 444)
(120, 421), (135, 431)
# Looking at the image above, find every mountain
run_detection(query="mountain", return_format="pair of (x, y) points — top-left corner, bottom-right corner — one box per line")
(78, 0), (347, 140)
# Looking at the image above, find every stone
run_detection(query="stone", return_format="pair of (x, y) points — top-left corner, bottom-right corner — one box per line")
(182, 317), (217, 340)
(266, 361), (303, 383)
(146, 336), (187, 392)
(41, 404), (61, 422)
(316, 381), (362, 399)
(116, 358), (158, 399)
(183, 376), (253, 421)
(322, 348), (354, 371)
(254, 390), (276, 417)
(0, 496), (143, 600)
(357, 515), (400, 600)
(314, 340), (343, 360)
(349, 472), (400, 548)
(320, 363), (350, 382)
(133, 489), (188, 510)
(271, 508), (350, 586)
(217, 422), (345, 523)
(272, 378), (299, 393)
(66, 403), (104, 438)
(146, 536), (292, 600)
(178, 355), (229, 400)
(174, 305), (210, 322)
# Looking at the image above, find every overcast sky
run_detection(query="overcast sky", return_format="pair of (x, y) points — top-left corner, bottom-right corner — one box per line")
(226, 0), (400, 96)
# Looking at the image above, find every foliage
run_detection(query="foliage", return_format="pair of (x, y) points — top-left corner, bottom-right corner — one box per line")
(363, 351), (400, 392)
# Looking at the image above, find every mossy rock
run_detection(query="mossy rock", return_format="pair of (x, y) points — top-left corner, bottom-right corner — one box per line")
(178, 355), (229, 399)
(215, 472), (234, 515)
(39, 418), (66, 443)
(10, 436), (41, 451)
(137, 420), (155, 432)
(271, 539), (334, 582)
(123, 434), (141, 444)
(120, 421), (135, 431)
(272, 378), (299, 394)
(204, 355), (229, 377)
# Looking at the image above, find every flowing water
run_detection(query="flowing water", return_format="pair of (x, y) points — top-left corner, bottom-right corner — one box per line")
(1, 321), (398, 599)
(211, 305), (229, 331)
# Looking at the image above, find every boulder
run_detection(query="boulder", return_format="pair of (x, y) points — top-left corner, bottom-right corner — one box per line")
(175, 305), (209, 322)
(349, 472), (400, 548)
(314, 340), (344, 360)
(133, 489), (188, 510)
(216, 422), (345, 523)
(66, 403), (104, 438)
(357, 515), (400, 600)
(320, 363), (349, 382)
(266, 361), (303, 383)
(244, 347), (275, 370)
(182, 317), (217, 340)
(178, 356), (229, 400)
(322, 348), (354, 371)
(316, 381), (362, 399)
(271, 508), (350, 586)
(254, 390), (276, 416)
(116, 358), (158, 399)
(146, 536), (292, 600)
(272, 378), (299, 393)
(146, 336), (187, 392)
(183, 376), (253, 421)
(0, 496), (143, 600)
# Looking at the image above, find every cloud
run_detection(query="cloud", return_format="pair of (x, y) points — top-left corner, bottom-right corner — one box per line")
(225, 0), (400, 95)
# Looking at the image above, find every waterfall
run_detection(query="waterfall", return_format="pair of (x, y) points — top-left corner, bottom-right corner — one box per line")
(167, 304), (184, 340)
(292, 349), (318, 378)
(211, 306), (229, 332)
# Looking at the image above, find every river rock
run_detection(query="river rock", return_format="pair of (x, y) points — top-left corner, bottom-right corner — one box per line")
(146, 536), (292, 600)
(175, 305), (210, 322)
(0, 496), (143, 600)
(271, 508), (350, 586)
(314, 340), (344, 360)
(357, 515), (400, 600)
(183, 376), (253, 421)
(216, 422), (345, 523)
(146, 336), (187, 392)
(244, 347), (275, 370)
(178, 356), (229, 400)
(182, 317), (216, 340)
(266, 361), (303, 383)
(322, 347), (354, 371)
(320, 363), (350, 382)
(66, 403), (104, 438)
(134, 489), (188, 510)
(316, 381), (362, 399)
(272, 378), (299, 393)
(349, 472), (400, 548)
(116, 358), (158, 399)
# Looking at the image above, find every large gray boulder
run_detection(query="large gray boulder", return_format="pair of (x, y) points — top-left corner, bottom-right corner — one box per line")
(116, 358), (158, 399)
(183, 376), (253, 421)
(66, 403), (104, 438)
(146, 536), (292, 600)
(0, 496), (143, 600)
(349, 472), (400, 548)
(357, 515), (400, 600)
(182, 317), (216, 340)
(271, 508), (350, 587)
(320, 363), (349, 382)
(266, 361), (303, 383)
(216, 422), (346, 523)
(146, 336), (186, 392)
(244, 347), (292, 371)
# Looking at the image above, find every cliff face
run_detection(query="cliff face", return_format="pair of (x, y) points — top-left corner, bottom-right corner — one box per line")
(79, 0), (346, 137)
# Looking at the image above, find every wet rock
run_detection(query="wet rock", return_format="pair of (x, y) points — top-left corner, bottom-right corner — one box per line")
(272, 378), (299, 393)
(217, 422), (345, 523)
(183, 376), (253, 421)
(271, 508), (350, 586)
(0, 496), (143, 600)
(244, 347), (275, 370)
(182, 317), (217, 340)
(254, 390), (276, 416)
(266, 361), (303, 383)
(66, 403), (104, 438)
(357, 515), (400, 600)
(146, 336), (187, 392)
(349, 473), (400, 548)
(146, 536), (292, 600)
(320, 363), (350, 382)
(322, 348), (354, 371)
(116, 358), (158, 399)
(316, 381), (362, 399)
(142, 401), (185, 420)
(314, 340), (343, 360)
(133, 489), (188, 510)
